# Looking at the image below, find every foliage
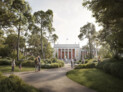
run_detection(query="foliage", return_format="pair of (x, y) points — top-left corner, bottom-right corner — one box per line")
(5, 34), (25, 50)
(52, 34), (58, 44)
(0, 59), (11, 65)
(10, 50), (25, 60)
(28, 56), (35, 60)
(28, 34), (53, 58)
(67, 68), (123, 92)
(98, 45), (112, 58)
(33, 9), (54, 59)
(75, 63), (96, 69)
(0, 58), (64, 69)
(0, 74), (41, 92)
(78, 23), (96, 59)
(0, 45), (11, 57)
(97, 58), (123, 79)
(83, 0), (123, 58)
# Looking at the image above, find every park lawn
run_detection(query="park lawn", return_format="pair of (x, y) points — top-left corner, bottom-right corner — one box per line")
(0, 65), (35, 73)
(67, 68), (123, 92)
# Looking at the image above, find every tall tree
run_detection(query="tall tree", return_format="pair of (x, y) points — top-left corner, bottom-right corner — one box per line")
(78, 22), (96, 59)
(34, 9), (53, 59)
(83, 0), (123, 58)
(11, 0), (32, 61)
(0, 0), (16, 28)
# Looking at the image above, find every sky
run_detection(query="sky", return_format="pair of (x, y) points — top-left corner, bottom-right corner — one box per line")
(26, 0), (102, 47)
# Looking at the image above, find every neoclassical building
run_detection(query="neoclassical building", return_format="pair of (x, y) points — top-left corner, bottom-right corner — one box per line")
(54, 44), (81, 61)
(53, 44), (98, 61)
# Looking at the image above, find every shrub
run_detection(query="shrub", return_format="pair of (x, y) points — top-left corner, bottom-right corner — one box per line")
(75, 60), (81, 64)
(0, 59), (11, 65)
(97, 58), (123, 79)
(28, 56), (35, 60)
(41, 60), (64, 69)
(43, 59), (52, 64)
(0, 58), (64, 69)
(51, 58), (57, 63)
(75, 63), (96, 69)
(0, 75), (40, 92)
(22, 60), (34, 67)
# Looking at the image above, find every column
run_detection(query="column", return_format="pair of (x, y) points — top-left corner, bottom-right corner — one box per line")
(74, 48), (76, 59)
(64, 49), (65, 59)
(57, 48), (58, 58)
(60, 48), (62, 59)
(71, 49), (72, 59)
(68, 49), (69, 59)
(61, 49), (62, 59)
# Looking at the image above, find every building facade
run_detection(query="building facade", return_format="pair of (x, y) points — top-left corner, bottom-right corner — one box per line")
(53, 44), (98, 61)
(54, 44), (81, 61)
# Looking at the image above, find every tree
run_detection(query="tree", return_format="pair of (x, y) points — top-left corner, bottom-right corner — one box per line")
(83, 0), (123, 59)
(11, 0), (32, 61)
(5, 34), (25, 51)
(0, 30), (5, 46)
(52, 34), (58, 44)
(0, 0), (16, 28)
(28, 33), (53, 58)
(78, 22), (96, 59)
(33, 9), (53, 59)
(28, 34), (41, 56)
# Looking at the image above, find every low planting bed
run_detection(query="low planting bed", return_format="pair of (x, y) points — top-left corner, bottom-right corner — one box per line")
(0, 58), (64, 70)
(0, 73), (41, 92)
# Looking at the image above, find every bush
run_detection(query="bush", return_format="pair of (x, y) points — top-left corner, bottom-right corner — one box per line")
(97, 58), (123, 79)
(41, 60), (64, 69)
(22, 60), (34, 67)
(0, 58), (64, 69)
(0, 75), (40, 92)
(0, 59), (11, 65)
(28, 56), (35, 60)
(75, 60), (81, 64)
(51, 58), (57, 63)
(75, 63), (96, 69)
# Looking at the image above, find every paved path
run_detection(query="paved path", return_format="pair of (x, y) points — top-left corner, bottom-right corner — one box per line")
(5, 64), (96, 92)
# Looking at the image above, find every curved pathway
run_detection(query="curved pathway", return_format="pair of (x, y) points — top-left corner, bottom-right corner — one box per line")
(5, 64), (96, 92)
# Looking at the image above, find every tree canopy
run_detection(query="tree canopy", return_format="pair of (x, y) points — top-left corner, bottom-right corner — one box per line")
(83, 0), (123, 58)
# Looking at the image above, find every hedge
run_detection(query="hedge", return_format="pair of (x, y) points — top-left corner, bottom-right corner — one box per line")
(0, 58), (64, 69)
(97, 58), (123, 79)
(75, 63), (97, 69)
(0, 59), (11, 65)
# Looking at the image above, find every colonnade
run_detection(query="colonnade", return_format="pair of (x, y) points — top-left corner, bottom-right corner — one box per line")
(57, 48), (75, 59)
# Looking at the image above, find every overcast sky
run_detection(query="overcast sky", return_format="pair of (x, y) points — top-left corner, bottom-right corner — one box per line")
(26, 0), (102, 47)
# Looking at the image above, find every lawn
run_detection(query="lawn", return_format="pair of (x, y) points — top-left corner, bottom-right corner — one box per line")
(0, 65), (35, 73)
(67, 68), (123, 92)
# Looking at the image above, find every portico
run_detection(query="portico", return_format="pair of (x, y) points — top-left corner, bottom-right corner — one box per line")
(58, 48), (75, 59)
(54, 44), (81, 61)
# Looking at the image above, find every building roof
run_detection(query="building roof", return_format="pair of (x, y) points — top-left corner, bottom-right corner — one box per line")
(54, 44), (80, 48)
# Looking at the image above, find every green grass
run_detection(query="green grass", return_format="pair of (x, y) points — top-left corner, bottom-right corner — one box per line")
(0, 65), (35, 73)
(67, 68), (123, 92)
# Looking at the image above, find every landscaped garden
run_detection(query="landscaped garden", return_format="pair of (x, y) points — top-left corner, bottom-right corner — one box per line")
(67, 68), (123, 92)
(0, 58), (64, 73)
(67, 58), (123, 92)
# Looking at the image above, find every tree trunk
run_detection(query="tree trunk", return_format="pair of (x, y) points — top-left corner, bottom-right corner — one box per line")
(17, 25), (21, 61)
(89, 37), (92, 59)
(41, 24), (44, 59)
